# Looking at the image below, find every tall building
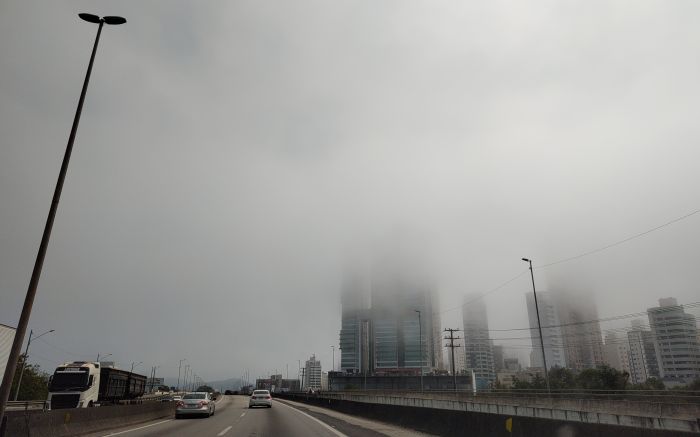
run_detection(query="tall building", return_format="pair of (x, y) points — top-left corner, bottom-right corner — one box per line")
(526, 291), (604, 371)
(492, 345), (505, 372)
(558, 293), (605, 370)
(627, 319), (659, 384)
(454, 346), (466, 373)
(526, 292), (566, 370)
(303, 355), (322, 390)
(339, 256), (443, 376)
(339, 273), (371, 374)
(648, 298), (700, 385)
(462, 295), (495, 386)
(602, 331), (631, 374)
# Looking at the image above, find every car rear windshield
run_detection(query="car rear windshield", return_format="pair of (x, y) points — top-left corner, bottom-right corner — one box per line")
(253, 390), (269, 395)
(183, 393), (206, 399)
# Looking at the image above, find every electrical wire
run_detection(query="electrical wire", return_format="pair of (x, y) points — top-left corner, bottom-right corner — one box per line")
(536, 208), (700, 269)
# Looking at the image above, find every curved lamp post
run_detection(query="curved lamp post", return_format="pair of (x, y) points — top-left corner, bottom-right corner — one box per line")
(13, 329), (54, 400)
(0, 13), (126, 420)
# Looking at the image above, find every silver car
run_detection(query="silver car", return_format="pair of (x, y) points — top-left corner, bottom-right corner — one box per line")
(248, 390), (272, 408)
(176, 392), (216, 418)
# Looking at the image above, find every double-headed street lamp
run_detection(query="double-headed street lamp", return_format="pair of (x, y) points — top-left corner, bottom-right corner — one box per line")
(0, 12), (126, 420)
(14, 329), (54, 401)
(96, 353), (112, 362)
(522, 258), (551, 394)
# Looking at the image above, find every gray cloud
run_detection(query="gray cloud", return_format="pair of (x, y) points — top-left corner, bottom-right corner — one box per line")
(2, 0), (699, 380)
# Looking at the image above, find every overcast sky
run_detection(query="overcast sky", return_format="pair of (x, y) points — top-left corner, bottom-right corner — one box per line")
(2, 1), (700, 382)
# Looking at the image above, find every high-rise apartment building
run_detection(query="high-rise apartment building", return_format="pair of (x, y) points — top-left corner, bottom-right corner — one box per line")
(526, 292), (566, 370)
(303, 355), (322, 390)
(462, 295), (495, 386)
(603, 331), (631, 374)
(526, 291), (604, 371)
(627, 319), (660, 384)
(492, 345), (505, 372)
(558, 294), (605, 370)
(648, 298), (700, 385)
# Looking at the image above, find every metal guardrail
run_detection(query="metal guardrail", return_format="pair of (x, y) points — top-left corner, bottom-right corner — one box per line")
(6, 400), (49, 411)
(292, 388), (700, 406)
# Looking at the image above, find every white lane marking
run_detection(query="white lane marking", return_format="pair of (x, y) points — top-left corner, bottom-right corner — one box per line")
(217, 425), (233, 436)
(275, 400), (348, 437)
(101, 419), (173, 436)
(240, 412), (246, 417)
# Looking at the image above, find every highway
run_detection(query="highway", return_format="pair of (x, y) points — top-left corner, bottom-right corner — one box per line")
(88, 395), (429, 437)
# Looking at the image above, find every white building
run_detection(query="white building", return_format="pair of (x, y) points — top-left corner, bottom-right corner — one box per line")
(526, 291), (604, 371)
(603, 331), (631, 374)
(648, 298), (700, 385)
(628, 319), (659, 384)
(304, 355), (322, 390)
(454, 346), (466, 373)
(321, 372), (329, 391)
(526, 292), (566, 370)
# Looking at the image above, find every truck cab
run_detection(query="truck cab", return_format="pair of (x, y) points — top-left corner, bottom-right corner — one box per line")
(47, 361), (100, 409)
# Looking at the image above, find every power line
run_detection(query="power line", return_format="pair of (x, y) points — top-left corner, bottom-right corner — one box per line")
(437, 207), (700, 315)
(437, 270), (528, 316)
(536, 208), (700, 269)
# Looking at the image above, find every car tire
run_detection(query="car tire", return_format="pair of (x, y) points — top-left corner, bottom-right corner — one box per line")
(175, 414), (180, 419)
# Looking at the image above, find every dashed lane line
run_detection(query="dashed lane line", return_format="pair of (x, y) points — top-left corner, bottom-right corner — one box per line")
(217, 425), (233, 436)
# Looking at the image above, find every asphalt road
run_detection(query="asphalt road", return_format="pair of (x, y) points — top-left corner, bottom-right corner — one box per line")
(88, 395), (400, 437)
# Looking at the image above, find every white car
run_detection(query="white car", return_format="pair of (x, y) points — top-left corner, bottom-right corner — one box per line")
(248, 390), (272, 408)
(176, 392), (216, 418)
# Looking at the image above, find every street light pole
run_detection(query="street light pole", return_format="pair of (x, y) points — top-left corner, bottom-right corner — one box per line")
(0, 13), (126, 422)
(177, 359), (185, 392)
(522, 258), (550, 394)
(14, 329), (54, 401)
(130, 361), (142, 373)
(96, 353), (112, 363)
(183, 365), (190, 392)
(415, 310), (423, 392)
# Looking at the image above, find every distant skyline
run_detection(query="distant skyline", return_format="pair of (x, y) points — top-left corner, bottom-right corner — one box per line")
(2, 1), (700, 382)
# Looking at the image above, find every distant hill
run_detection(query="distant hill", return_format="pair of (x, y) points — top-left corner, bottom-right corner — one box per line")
(160, 377), (244, 391)
(200, 378), (245, 391)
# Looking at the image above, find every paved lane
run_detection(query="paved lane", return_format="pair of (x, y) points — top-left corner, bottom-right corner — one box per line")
(89, 395), (382, 437)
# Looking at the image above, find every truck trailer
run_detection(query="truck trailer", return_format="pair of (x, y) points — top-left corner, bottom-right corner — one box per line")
(48, 361), (147, 409)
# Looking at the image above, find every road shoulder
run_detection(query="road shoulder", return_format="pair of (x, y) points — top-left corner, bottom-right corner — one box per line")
(275, 398), (436, 437)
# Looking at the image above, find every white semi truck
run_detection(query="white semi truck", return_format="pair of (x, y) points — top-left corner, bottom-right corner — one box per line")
(47, 361), (147, 409)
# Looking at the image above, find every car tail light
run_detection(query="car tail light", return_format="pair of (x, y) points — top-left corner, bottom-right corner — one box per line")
(198, 401), (208, 407)
(266, 396), (271, 399)
(176, 401), (184, 407)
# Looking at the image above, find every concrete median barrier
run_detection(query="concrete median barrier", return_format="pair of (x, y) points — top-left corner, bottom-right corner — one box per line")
(3, 402), (176, 437)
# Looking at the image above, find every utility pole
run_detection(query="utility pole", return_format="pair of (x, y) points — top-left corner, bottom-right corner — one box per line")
(444, 328), (462, 391)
